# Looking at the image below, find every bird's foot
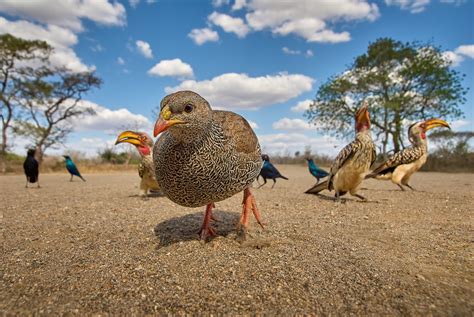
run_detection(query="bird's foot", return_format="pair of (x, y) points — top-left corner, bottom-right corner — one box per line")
(199, 203), (217, 241)
(237, 188), (264, 241)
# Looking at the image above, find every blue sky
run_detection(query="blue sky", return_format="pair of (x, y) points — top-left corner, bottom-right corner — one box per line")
(0, 0), (472, 156)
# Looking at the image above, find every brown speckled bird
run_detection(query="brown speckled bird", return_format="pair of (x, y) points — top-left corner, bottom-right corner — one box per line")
(115, 131), (160, 197)
(152, 90), (263, 241)
(366, 118), (450, 191)
(305, 104), (376, 201)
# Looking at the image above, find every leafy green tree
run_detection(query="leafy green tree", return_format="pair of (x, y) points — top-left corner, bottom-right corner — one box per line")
(306, 38), (467, 154)
(0, 34), (51, 155)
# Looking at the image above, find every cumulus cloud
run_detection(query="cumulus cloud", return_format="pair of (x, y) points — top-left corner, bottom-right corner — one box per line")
(0, 0), (126, 32)
(248, 120), (259, 130)
(282, 47), (301, 55)
(73, 100), (152, 133)
(212, 0), (230, 7)
(188, 27), (219, 45)
(258, 133), (342, 156)
(165, 72), (314, 110)
(148, 58), (194, 79)
(232, 0), (247, 10)
(443, 44), (474, 66)
(450, 119), (473, 131)
(136, 40), (153, 59)
(0, 17), (92, 72)
(208, 11), (250, 38)
(244, 0), (379, 43)
(272, 118), (318, 131)
(291, 99), (313, 112)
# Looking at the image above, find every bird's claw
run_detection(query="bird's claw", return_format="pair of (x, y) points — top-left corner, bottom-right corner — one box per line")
(199, 225), (217, 241)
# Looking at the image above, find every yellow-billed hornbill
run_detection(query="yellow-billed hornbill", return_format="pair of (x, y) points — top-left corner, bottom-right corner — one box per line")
(115, 131), (160, 197)
(366, 118), (450, 191)
(305, 104), (376, 201)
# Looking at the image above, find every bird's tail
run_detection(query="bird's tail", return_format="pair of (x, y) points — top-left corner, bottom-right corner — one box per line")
(79, 175), (86, 182)
(279, 175), (289, 180)
(28, 175), (38, 183)
(305, 180), (328, 195)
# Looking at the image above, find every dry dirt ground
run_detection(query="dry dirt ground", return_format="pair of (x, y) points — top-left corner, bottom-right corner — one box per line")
(1, 165), (473, 315)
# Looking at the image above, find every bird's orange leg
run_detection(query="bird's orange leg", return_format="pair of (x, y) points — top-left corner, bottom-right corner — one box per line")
(237, 188), (264, 240)
(199, 203), (217, 241)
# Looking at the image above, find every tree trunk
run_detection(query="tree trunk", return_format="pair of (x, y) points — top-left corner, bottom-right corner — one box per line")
(393, 112), (402, 153)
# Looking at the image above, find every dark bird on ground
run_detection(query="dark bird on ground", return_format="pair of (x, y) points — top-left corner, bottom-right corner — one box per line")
(63, 155), (86, 182)
(306, 157), (329, 184)
(23, 149), (40, 188)
(153, 90), (263, 241)
(257, 154), (288, 188)
(366, 119), (450, 191)
(115, 130), (160, 197)
(305, 104), (376, 201)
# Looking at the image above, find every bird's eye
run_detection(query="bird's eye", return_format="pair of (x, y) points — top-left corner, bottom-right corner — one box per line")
(184, 104), (193, 113)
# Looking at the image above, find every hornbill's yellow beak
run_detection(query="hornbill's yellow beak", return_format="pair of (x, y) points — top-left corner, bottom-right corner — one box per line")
(115, 131), (143, 146)
(153, 105), (186, 137)
(424, 118), (450, 131)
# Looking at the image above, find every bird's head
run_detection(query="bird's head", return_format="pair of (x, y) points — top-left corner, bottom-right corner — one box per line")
(408, 118), (450, 143)
(355, 103), (371, 133)
(261, 154), (270, 161)
(27, 149), (36, 157)
(153, 91), (212, 140)
(63, 155), (71, 162)
(115, 130), (153, 156)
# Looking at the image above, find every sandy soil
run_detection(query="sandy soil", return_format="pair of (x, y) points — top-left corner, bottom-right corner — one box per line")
(1, 165), (473, 315)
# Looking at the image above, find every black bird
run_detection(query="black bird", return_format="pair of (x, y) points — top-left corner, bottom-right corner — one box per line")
(23, 149), (40, 188)
(257, 154), (288, 188)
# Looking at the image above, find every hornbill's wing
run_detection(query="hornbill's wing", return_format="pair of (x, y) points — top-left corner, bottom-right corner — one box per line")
(367, 147), (423, 178)
(138, 162), (145, 179)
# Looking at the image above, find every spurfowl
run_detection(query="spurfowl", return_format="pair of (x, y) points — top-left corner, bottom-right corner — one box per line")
(258, 154), (288, 189)
(23, 149), (40, 188)
(115, 131), (160, 197)
(366, 118), (450, 191)
(152, 90), (263, 241)
(305, 104), (376, 201)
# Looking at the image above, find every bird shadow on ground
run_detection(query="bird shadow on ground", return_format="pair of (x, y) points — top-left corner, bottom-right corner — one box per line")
(127, 191), (167, 198)
(154, 210), (240, 247)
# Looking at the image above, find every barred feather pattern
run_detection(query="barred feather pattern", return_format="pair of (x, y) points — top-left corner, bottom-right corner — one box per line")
(328, 132), (376, 191)
(153, 119), (262, 207)
(370, 145), (426, 177)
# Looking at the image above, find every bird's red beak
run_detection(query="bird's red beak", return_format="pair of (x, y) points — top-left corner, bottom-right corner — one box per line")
(153, 105), (185, 137)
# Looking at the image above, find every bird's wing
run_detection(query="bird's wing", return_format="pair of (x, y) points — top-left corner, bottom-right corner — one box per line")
(367, 146), (423, 178)
(327, 139), (360, 185)
(305, 180), (329, 195)
(68, 163), (81, 176)
(212, 110), (260, 156)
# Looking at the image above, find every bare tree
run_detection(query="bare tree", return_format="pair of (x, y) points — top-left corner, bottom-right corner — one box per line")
(0, 34), (52, 171)
(14, 70), (102, 162)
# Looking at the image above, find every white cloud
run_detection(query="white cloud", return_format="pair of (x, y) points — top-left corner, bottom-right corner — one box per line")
(248, 120), (259, 130)
(136, 40), (153, 59)
(385, 0), (430, 13)
(73, 100), (152, 134)
(165, 72), (314, 110)
(232, 0), (247, 10)
(0, 0), (126, 32)
(212, 0), (230, 7)
(208, 12), (250, 38)
(188, 27), (219, 45)
(282, 47), (301, 55)
(450, 119), (472, 131)
(305, 49), (314, 57)
(443, 44), (474, 66)
(148, 58), (194, 79)
(129, 0), (140, 8)
(455, 45), (474, 59)
(258, 133), (342, 156)
(0, 17), (92, 72)
(244, 0), (379, 43)
(291, 99), (313, 112)
(272, 118), (318, 131)
(117, 57), (125, 65)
